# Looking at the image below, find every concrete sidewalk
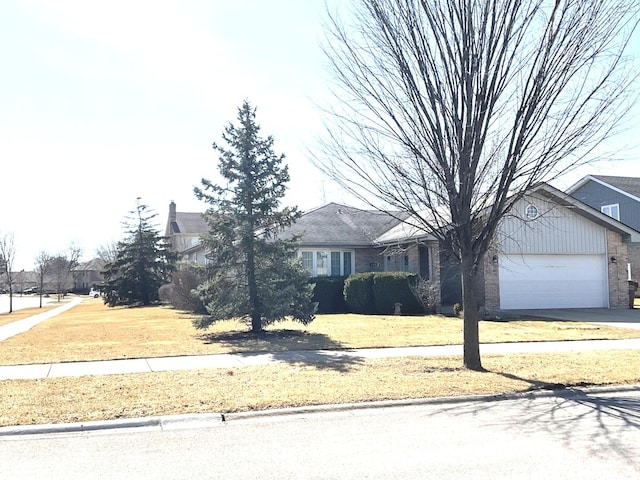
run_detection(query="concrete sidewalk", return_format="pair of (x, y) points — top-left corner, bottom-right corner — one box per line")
(0, 296), (83, 342)
(2, 338), (640, 381)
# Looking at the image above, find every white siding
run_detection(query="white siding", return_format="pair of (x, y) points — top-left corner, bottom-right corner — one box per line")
(498, 196), (606, 255)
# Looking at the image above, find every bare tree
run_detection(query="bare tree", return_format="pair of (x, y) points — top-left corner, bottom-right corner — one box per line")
(49, 245), (82, 302)
(34, 251), (52, 308)
(95, 241), (119, 264)
(0, 231), (16, 313)
(316, 0), (640, 370)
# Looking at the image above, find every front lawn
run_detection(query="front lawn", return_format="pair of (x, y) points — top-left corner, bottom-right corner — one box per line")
(0, 298), (639, 366)
(2, 350), (639, 427)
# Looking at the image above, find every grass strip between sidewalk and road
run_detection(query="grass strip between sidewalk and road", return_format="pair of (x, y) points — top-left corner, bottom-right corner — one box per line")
(0, 298), (639, 365)
(1, 350), (639, 427)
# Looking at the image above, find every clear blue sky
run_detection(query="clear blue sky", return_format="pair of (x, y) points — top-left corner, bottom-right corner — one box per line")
(1, 0), (640, 271)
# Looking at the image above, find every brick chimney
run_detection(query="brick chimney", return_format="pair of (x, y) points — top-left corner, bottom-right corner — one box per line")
(169, 201), (176, 223)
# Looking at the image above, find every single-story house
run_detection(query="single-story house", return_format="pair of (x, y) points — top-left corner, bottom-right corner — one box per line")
(166, 182), (640, 311)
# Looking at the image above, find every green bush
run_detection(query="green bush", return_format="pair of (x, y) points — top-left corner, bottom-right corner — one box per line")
(372, 272), (423, 314)
(344, 273), (376, 314)
(312, 277), (348, 313)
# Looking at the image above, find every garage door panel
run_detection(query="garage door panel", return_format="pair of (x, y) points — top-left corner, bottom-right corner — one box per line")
(498, 255), (607, 309)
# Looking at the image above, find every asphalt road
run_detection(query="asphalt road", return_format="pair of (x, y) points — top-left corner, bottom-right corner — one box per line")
(1, 388), (638, 479)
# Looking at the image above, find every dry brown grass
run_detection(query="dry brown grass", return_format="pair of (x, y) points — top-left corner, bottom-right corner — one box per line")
(0, 303), (61, 327)
(1, 298), (639, 366)
(1, 350), (638, 427)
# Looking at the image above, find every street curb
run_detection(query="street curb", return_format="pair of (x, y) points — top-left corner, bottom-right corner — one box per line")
(222, 383), (640, 422)
(1, 383), (638, 437)
(0, 413), (226, 437)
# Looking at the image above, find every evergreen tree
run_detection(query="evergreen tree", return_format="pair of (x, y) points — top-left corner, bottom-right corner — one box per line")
(194, 100), (316, 333)
(102, 199), (176, 307)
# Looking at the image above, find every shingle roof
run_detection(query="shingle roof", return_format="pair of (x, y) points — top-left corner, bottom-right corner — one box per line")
(74, 258), (106, 271)
(591, 175), (640, 199)
(170, 212), (208, 235)
(278, 203), (406, 246)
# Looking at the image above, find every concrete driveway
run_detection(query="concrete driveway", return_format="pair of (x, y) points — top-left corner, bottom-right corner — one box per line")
(502, 307), (640, 330)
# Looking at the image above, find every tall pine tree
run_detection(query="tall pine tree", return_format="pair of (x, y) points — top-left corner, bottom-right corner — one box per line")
(102, 199), (176, 307)
(194, 100), (316, 333)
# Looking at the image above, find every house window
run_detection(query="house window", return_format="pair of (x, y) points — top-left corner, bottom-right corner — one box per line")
(343, 252), (352, 276)
(601, 204), (620, 221)
(525, 204), (539, 219)
(331, 252), (341, 276)
(301, 252), (313, 274)
(299, 250), (354, 277)
(316, 251), (329, 276)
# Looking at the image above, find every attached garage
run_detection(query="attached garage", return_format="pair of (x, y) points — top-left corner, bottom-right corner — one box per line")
(498, 254), (608, 309)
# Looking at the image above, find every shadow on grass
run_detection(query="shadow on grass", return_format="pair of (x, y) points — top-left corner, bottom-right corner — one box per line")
(493, 370), (573, 392)
(197, 329), (365, 372)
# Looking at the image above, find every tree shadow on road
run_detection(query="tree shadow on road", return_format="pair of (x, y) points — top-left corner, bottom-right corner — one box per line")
(197, 329), (365, 372)
(429, 370), (640, 467)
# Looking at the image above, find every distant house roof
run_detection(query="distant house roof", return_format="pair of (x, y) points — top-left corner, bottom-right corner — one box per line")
(165, 202), (208, 237)
(278, 203), (407, 247)
(74, 258), (105, 271)
(170, 212), (208, 235)
(567, 175), (640, 202)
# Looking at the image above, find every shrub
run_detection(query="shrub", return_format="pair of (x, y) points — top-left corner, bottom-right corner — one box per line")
(372, 272), (423, 314)
(410, 277), (440, 314)
(344, 273), (376, 314)
(159, 266), (207, 314)
(312, 276), (348, 313)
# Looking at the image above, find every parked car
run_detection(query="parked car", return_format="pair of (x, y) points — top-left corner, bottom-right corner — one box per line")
(22, 287), (38, 294)
(89, 288), (101, 298)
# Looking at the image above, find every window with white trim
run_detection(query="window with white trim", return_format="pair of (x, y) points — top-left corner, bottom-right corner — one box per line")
(299, 250), (354, 277)
(301, 252), (313, 274)
(316, 251), (329, 276)
(601, 203), (620, 221)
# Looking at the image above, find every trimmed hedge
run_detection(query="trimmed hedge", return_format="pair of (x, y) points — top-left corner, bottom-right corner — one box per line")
(372, 272), (422, 314)
(311, 276), (348, 313)
(344, 272), (376, 314)
(343, 271), (423, 315)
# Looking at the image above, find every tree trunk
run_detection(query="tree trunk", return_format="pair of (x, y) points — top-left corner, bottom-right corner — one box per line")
(461, 253), (482, 371)
(246, 248), (261, 333)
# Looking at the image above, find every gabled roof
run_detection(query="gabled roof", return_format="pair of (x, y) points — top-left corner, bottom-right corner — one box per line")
(74, 258), (106, 271)
(377, 182), (640, 244)
(167, 212), (208, 236)
(535, 182), (640, 242)
(566, 175), (640, 202)
(278, 203), (407, 247)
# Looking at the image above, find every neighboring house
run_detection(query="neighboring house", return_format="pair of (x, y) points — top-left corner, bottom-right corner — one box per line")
(165, 201), (208, 264)
(72, 258), (105, 292)
(0, 271), (38, 294)
(567, 175), (640, 284)
(165, 183), (640, 311)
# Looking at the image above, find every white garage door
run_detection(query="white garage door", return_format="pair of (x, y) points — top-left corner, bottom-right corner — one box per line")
(499, 254), (607, 309)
